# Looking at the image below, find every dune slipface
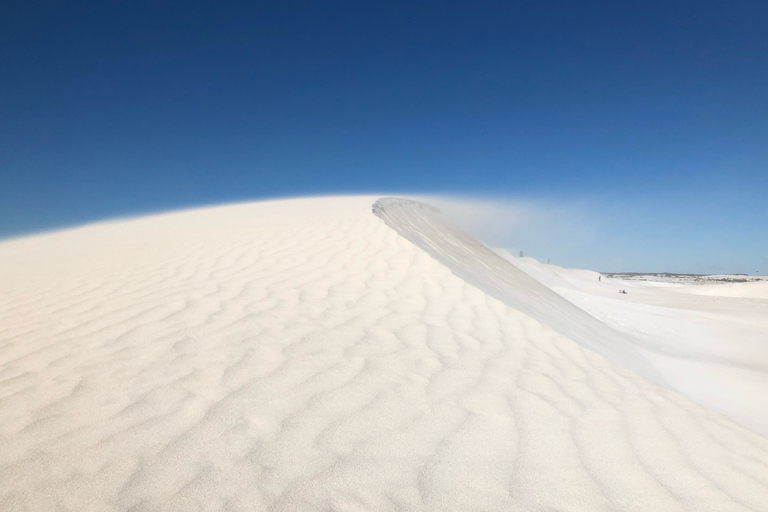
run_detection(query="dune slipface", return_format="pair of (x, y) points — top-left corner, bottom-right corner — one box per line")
(1, 196), (767, 511)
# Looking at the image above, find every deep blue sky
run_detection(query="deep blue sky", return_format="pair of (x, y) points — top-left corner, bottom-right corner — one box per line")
(2, 1), (767, 272)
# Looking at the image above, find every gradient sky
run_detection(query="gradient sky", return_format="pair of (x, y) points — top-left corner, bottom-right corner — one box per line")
(2, 1), (767, 273)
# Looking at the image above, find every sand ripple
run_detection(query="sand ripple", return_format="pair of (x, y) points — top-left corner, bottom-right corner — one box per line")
(0, 196), (767, 511)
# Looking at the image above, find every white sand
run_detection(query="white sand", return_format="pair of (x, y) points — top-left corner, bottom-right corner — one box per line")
(504, 254), (768, 436)
(1, 196), (767, 511)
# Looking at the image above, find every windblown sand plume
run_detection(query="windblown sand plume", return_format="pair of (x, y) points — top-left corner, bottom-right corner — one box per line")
(1, 196), (767, 511)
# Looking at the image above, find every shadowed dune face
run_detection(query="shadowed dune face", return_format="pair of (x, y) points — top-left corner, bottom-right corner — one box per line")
(1, 196), (768, 511)
(372, 198), (663, 385)
(375, 198), (768, 436)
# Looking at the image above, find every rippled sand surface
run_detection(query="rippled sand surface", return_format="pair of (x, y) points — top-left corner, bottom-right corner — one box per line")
(1, 196), (767, 511)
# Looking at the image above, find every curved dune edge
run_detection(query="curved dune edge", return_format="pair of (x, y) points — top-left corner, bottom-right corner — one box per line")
(372, 197), (664, 385)
(375, 198), (768, 437)
(0, 196), (766, 511)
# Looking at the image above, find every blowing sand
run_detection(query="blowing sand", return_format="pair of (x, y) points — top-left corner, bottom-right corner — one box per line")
(1, 196), (767, 511)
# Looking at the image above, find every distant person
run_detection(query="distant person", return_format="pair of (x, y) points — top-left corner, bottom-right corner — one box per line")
(599, 276), (601, 282)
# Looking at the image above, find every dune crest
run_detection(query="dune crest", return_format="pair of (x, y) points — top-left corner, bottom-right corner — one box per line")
(1, 196), (767, 511)
(372, 197), (662, 384)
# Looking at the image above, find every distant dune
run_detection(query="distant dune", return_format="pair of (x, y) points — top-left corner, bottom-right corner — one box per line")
(2, 196), (767, 511)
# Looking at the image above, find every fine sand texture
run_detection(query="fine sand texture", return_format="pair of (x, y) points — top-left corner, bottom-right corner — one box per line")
(1, 196), (768, 511)
(503, 252), (768, 437)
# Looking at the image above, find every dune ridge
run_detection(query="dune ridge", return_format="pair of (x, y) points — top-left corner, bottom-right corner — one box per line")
(1, 196), (767, 511)
(372, 197), (663, 385)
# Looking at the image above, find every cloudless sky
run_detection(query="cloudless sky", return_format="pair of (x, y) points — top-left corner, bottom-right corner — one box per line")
(2, 1), (767, 272)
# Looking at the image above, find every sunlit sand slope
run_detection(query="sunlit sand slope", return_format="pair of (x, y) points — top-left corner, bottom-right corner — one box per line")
(1, 196), (767, 511)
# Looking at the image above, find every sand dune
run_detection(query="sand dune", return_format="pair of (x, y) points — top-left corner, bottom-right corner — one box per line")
(681, 282), (768, 300)
(503, 254), (768, 436)
(1, 196), (768, 511)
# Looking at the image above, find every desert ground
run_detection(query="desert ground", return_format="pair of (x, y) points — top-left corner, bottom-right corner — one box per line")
(1, 196), (767, 511)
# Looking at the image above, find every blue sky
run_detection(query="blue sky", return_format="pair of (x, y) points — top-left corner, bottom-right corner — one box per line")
(2, 1), (767, 273)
